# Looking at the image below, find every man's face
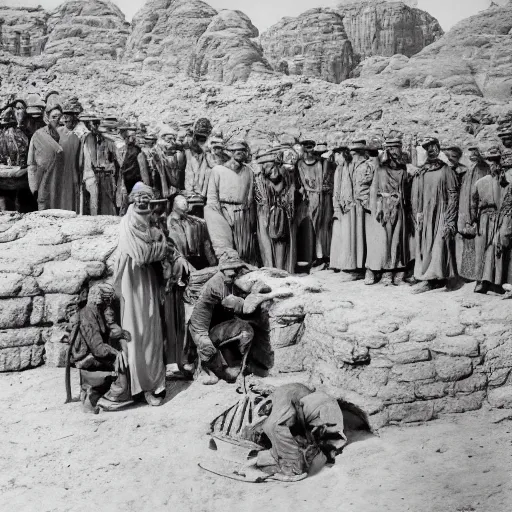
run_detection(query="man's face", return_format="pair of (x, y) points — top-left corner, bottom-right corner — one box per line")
(444, 150), (461, 167)
(232, 149), (246, 163)
(133, 192), (153, 214)
(195, 134), (208, 149)
(212, 145), (224, 157)
(173, 195), (189, 215)
(501, 136), (512, 149)
(425, 143), (440, 161)
(303, 143), (315, 156)
(388, 146), (402, 160)
(14, 102), (26, 126)
(62, 114), (76, 130)
(124, 130), (136, 145)
(469, 149), (481, 162)
(48, 109), (62, 130)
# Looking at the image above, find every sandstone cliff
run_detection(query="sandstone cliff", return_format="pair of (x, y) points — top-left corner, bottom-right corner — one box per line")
(190, 10), (272, 84)
(337, 0), (443, 60)
(260, 8), (354, 84)
(125, 0), (217, 72)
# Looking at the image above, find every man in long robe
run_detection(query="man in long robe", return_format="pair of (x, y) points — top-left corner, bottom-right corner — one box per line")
(114, 182), (168, 406)
(410, 137), (459, 293)
(454, 146), (490, 280)
(188, 255), (254, 385)
(365, 137), (410, 285)
(27, 106), (66, 211)
(470, 147), (512, 294)
(330, 140), (374, 276)
(296, 140), (334, 269)
(204, 140), (257, 264)
(82, 118), (118, 215)
(254, 146), (298, 273)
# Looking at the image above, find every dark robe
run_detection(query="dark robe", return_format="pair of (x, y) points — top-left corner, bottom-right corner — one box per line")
(471, 170), (512, 286)
(121, 144), (142, 195)
(456, 161), (490, 280)
(411, 159), (459, 281)
(27, 126), (65, 211)
(57, 126), (81, 212)
(152, 145), (185, 199)
(366, 155), (410, 271)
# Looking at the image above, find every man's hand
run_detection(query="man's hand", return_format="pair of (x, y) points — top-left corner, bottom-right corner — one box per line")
(198, 340), (217, 362)
(113, 350), (128, 374)
(109, 324), (123, 340)
(221, 295), (244, 311)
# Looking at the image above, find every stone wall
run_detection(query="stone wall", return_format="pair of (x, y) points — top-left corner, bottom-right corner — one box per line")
(0, 210), (119, 372)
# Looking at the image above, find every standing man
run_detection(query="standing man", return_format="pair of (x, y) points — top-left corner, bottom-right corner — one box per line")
(114, 182), (168, 406)
(455, 146), (490, 280)
(204, 140), (257, 264)
(470, 147), (512, 294)
(27, 105), (65, 211)
(365, 137), (410, 285)
(410, 137), (459, 293)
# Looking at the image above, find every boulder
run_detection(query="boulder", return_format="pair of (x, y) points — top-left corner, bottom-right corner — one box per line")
(71, 236), (117, 262)
(488, 386), (512, 409)
(37, 261), (88, 294)
(191, 10), (273, 84)
(387, 401), (435, 423)
(431, 336), (480, 358)
(435, 356), (473, 382)
(0, 297), (32, 329)
(261, 8), (355, 84)
(0, 272), (23, 297)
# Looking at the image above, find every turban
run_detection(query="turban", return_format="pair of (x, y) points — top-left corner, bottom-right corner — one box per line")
(129, 182), (154, 200)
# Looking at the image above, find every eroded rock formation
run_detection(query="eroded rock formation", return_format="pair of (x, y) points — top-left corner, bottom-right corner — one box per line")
(191, 10), (272, 84)
(260, 9), (354, 84)
(337, 0), (443, 60)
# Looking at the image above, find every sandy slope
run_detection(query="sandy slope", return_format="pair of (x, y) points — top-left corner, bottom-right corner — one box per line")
(1, 367), (511, 512)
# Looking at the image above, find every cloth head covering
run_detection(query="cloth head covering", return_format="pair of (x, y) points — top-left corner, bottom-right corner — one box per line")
(193, 118), (213, 137)
(80, 112), (101, 122)
(300, 138), (316, 147)
(441, 145), (463, 157)
(384, 137), (402, 148)
(226, 140), (247, 152)
(11, 98), (27, 108)
(160, 125), (178, 138)
(421, 136), (440, 149)
(219, 251), (249, 271)
(144, 133), (158, 141)
(27, 93), (45, 109)
(129, 182), (154, 198)
(482, 146), (502, 160)
(62, 97), (83, 115)
(209, 136), (225, 149)
(349, 139), (367, 151)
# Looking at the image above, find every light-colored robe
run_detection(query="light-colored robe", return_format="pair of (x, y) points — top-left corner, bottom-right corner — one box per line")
(204, 163), (256, 263)
(114, 204), (168, 395)
(57, 126), (81, 213)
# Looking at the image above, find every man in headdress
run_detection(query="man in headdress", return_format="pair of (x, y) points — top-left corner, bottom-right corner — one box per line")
(296, 139), (334, 269)
(365, 137), (410, 285)
(455, 146), (490, 280)
(184, 117), (213, 216)
(470, 147), (512, 294)
(330, 139), (374, 277)
(204, 140), (257, 264)
(114, 182), (168, 405)
(24, 93), (46, 138)
(81, 115), (119, 215)
(410, 136), (459, 293)
(188, 254), (254, 385)
(27, 105), (66, 210)
(253, 145), (299, 273)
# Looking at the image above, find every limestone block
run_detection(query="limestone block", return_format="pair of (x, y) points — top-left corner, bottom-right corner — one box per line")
(431, 336), (480, 358)
(369, 356), (393, 369)
(435, 356), (473, 382)
(390, 348), (431, 365)
(409, 328), (437, 343)
(377, 322), (399, 334)
(445, 325), (465, 337)
(388, 331), (410, 344)
(30, 297), (45, 325)
(0, 298), (32, 329)
(71, 236), (118, 262)
(488, 386), (512, 409)
(37, 261), (88, 294)
(358, 334), (388, 349)
(387, 401), (435, 423)
(391, 362), (436, 382)
(0, 272), (23, 297)
(19, 277), (41, 297)
(273, 346), (305, 373)
(377, 382), (416, 404)
(60, 218), (105, 239)
(22, 226), (66, 245)
(0, 328), (42, 348)
(0, 344), (44, 372)
(45, 342), (68, 368)
(43, 294), (78, 324)
(454, 373), (488, 394)
(433, 391), (486, 414)
(415, 382), (449, 400)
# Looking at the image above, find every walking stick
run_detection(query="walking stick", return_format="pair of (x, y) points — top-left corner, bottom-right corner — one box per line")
(64, 322), (81, 404)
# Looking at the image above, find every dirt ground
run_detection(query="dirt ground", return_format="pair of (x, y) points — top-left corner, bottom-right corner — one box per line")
(1, 368), (511, 512)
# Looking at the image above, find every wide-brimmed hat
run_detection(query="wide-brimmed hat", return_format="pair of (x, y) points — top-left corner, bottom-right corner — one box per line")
(384, 137), (402, 148)
(62, 97), (83, 115)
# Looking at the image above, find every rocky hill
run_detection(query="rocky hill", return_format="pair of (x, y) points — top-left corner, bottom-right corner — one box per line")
(0, 0), (511, 152)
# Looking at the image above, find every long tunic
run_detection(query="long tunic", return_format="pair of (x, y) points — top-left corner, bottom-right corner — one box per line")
(27, 126), (65, 211)
(184, 147), (210, 202)
(456, 161), (490, 280)
(152, 146), (185, 199)
(204, 163), (257, 263)
(57, 126), (81, 212)
(366, 159), (410, 271)
(254, 163), (297, 273)
(471, 171), (512, 285)
(296, 158), (334, 263)
(411, 160), (458, 281)
(331, 156), (374, 271)
(114, 204), (168, 395)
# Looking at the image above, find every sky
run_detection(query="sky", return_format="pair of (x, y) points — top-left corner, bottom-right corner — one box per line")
(4, 0), (505, 32)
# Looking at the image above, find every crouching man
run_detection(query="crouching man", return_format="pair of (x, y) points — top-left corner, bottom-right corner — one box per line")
(65, 284), (133, 412)
(247, 383), (347, 481)
(188, 254), (254, 385)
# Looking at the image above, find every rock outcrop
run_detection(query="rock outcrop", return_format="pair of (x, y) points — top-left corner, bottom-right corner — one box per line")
(44, 0), (129, 61)
(260, 9), (355, 84)
(125, 0), (217, 72)
(391, 2), (512, 100)
(337, 0), (443, 60)
(190, 10), (272, 84)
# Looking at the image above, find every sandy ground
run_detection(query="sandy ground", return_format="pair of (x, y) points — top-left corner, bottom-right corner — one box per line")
(1, 368), (511, 512)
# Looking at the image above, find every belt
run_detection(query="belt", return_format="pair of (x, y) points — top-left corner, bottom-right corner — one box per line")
(220, 200), (244, 206)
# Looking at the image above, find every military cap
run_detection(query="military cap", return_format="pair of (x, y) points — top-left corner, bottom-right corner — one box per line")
(421, 136), (440, 149)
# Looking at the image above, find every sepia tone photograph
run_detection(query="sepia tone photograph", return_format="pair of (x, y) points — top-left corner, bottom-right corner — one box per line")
(0, 0), (511, 510)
